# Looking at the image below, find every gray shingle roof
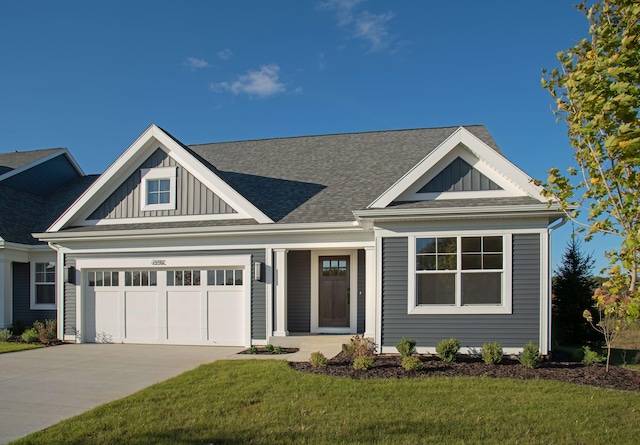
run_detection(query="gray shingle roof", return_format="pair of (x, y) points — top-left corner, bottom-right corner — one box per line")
(187, 126), (504, 224)
(0, 148), (64, 176)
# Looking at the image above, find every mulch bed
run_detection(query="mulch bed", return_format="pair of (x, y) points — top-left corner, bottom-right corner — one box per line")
(290, 353), (640, 392)
(239, 347), (300, 355)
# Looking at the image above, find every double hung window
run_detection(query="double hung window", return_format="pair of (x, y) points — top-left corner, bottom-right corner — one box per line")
(34, 262), (56, 306)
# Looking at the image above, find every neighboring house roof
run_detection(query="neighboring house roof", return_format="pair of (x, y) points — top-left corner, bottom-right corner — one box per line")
(0, 148), (63, 175)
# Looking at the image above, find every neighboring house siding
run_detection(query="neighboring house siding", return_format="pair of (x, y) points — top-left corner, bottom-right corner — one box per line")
(64, 250), (266, 340)
(12, 262), (56, 326)
(64, 256), (77, 336)
(419, 155), (501, 193)
(88, 148), (236, 219)
(357, 249), (366, 333)
(381, 234), (540, 349)
(2, 154), (80, 195)
(287, 250), (311, 333)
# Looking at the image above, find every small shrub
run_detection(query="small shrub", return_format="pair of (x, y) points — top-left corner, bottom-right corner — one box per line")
(581, 346), (605, 364)
(0, 328), (11, 342)
(21, 328), (39, 344)
(309, 351), (328, 367)
(11, 319), (26, 336)
(520, 342), (542, 369)
(353, 355), (374, 370)
(436, 338), (460, 363)
(401, 355), (422, 371)
(396, 337), (417, 358)
(248, 346), (258, 354)
(343, 335), (376, 358)
(264, 343), (275, 352)
(33, 319), (57, 344)
(482, 342), (503, 365)
(273, 345), (284, 354)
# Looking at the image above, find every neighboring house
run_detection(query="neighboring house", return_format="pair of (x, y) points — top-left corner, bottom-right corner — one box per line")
(0, 148), (95, 329)
(35, 124), (564, 354)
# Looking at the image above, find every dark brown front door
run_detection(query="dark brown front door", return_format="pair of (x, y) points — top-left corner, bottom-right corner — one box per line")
(319, 256), (350, 327)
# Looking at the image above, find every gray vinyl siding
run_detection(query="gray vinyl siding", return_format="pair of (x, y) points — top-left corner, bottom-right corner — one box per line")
(357, 249), (366, 333)
(12, 262), (56, 327)
(88, 148), (236, 219)
(419, 155), (501, 193)
(287, 250), (311, 333)
(64, 256), (77, 336)
(2, 154), (80, 196)
(64, 249), (266, 340)
(381, 234), (540, 349)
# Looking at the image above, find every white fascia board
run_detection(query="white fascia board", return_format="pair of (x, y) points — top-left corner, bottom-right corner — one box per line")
(48, 124), (273, 232)
(0, 149), (84, 182)
(34, 221), (364, 242)
(368, 127), (548, 209)
(354, 204), (563, 222)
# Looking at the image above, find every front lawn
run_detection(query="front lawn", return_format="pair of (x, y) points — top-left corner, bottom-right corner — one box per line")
(12, 360), (640, 445)
(0, 343), (44, 354)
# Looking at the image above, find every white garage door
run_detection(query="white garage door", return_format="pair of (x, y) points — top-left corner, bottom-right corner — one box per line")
(84, 267), (246, 346)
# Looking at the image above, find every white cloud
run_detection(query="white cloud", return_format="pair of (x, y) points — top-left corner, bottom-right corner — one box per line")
(318, 0), (397, 53)
(211, 64), (286, 98)
(293, 86), (303, 94)
(317, 52), (326, 70)
(355, 11), (395, 52)
(217, 49), (233, 60)
(317, 0), (364, 26)
(185, 57), (209, 69)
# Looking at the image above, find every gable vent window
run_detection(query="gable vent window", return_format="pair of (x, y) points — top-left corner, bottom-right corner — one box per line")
(140, 166), (176, 211)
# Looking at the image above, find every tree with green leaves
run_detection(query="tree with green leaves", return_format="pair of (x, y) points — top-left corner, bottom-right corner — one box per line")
(553, 238), (598, 346)
(540, 1), (640, 323)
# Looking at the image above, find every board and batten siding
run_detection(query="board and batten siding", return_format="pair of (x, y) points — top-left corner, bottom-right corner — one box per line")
(12, 262), (57, 326)
(287, 250), (311, 333)
(63, 249), (266, 340)
(419, 154), (501, 193)
(381, 234), (540, 349)
(88, 148), (236, 219)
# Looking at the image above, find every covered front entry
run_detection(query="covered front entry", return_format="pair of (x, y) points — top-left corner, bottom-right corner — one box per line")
(76, 255), (252, 347)
(318, 256), (350, 327)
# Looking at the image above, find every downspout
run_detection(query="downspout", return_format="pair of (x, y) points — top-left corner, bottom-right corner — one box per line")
(546, 217), (568, 355)
(48, 242), (65, 341)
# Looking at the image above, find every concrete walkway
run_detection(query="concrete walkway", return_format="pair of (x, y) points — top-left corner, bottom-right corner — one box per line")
(0, 338), (346, 444)
(0, 344), (242, 444)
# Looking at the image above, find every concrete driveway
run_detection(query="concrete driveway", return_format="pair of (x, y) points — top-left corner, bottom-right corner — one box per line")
(0, 344), (242, 444)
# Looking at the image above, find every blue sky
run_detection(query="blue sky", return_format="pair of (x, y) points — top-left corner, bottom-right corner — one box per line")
(0, 1), (612, 273)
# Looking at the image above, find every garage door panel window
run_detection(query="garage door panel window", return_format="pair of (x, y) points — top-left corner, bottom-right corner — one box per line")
(167, 270), (201, 286)
(124, 270), (157, 286)
(88, 271), (119, 287)
(207, 269), (243, 286)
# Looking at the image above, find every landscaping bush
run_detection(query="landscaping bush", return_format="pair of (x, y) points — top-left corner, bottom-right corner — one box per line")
(396, 337), (417, 358)
(482, 342), (503, 365)
(401, 355), (422, 371)
(33, 319), (57, 344)
(21, 328), (39, 344)
(353, 355), (374, 371)
(581, 345), (605, 364)
(520, 342), (542, 369)
(273, 345), (284, 354)
(342, 335), (376, 358)
(436, 338), (460, 363)
(309, 351), (328, 367)
(264, 343), (275, 352)
(11, 319), (25, 336)
(0, 328), (11, 342)
(248, 346), (258, 354)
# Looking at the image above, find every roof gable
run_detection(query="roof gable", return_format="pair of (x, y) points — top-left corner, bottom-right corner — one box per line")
(369, 127), (547, 208)
(418, 157), (501, 193)
(49, 125), (272, 231)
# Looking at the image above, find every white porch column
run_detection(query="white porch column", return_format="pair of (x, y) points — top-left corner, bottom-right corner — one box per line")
(0, 258), (11, 328)
(273, 248), (288, 337)
(364, 246), (377, 338)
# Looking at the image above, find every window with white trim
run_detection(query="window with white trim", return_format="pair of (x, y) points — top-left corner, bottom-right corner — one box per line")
(88, 271), (119, 287)
(410, 234), (511, 314)
(140, 166), (176, 211)
(34, 262), (56, 306)
(124, 270), (157, 286)
(167, 270), (201, 286)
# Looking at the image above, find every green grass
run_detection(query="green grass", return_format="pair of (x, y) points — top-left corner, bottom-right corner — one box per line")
(0, 342), (43, 354)
(12, 360), (640, 445)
